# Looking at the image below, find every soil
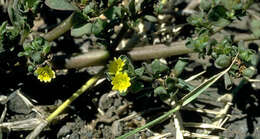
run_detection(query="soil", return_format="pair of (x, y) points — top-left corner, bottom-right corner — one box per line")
(1, 1), (260, 139)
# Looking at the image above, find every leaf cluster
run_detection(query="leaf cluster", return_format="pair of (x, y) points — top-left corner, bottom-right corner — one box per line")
(18, 37), (51, 72)
(186, 0), (257, 78)
(0, 0), (43, 74)
(188, 0), (250, 30)
(0, 22), (20, 54)
(8, 0), (41, 42)
(44, 0), (159, 48)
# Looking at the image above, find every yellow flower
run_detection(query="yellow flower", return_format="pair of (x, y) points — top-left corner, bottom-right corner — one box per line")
(34, 65), (56, 83)
(162, 0), (167, 4)
(108, 57), (125, 75)
(111, 72), (131, 93)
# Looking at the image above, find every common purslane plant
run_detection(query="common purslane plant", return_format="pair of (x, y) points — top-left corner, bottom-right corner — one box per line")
(1, 0), (260, 138)
(186, 0), (257, 79)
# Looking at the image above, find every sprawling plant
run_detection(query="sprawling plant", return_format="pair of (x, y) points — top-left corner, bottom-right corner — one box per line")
(0, 0), (259, 138)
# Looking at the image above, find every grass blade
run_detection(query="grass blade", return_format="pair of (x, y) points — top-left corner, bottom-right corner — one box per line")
(117, 54), (237, 139)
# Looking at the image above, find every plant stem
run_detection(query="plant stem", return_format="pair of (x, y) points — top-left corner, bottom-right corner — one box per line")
(53, 40), (191, 69)
(44, 13), (75, 42)
(65, 50), (110, 69)
(46, 69), (104, 123)
(127, 41), (192, 61)
(54, 33), (260, 69)
(234, 34), (260, 43)
(118, 55), (237, 139)
(117, 105), (182, 139)
(26, 69), (104, 139)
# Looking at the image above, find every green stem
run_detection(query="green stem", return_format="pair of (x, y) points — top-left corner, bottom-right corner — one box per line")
(56, 32), (260, 69)
(234, 34), (260, 43)
(116, 105), (181, 139)
(118, 57), (236, 138)
(128, 41), (192, 61)
(44, 13), (75, 42)
(65, 50), (110, 69)
(54, 41), (191, 69)
(46, 69), (104, 123)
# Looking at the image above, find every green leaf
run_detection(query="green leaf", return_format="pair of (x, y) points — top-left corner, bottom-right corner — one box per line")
(208, 5), (230, 27)
(7, 6), (28, 32)
(0, 22), (7, 53)
(45, 0), (79, 11)
(150, 59), (169, 75)
(18, 52), (25, 57)
(31, 51), (42, 63)
(28, 65), (34, 72)
(135, 67), (145, 76)
(144, 15), (157, 22)
(213, 0), (221, 5)
(83, 2), (95, 14)
(128, 0), (136, 18)
(181, 55), (237, 106)
(154, 86), (169, 101)
(120, 55), (135, 76)
(200, 0), (212, 11)
(165, 77), (176, 91)
(130, 80), (144, 93)
(43, 44), (51, 55)
(238, 43), (255, 64)
(221, 0), (242, 10)
(117, 56), (237, 139)
(134, 0), (144, 12)
(214, 54), (231, 69)
(239, 51), (250, 62)
(155, 2), (164, 14)
(92, 19), (106, 35)
(154, 86), (167, 97)
(173, 60), (188, 77)
(249, 54), (257, 66)
(20, 37), (51, 67)
(187, 12), (207, 27)
(108, 0), (118, 6)
(212, 17), (230, 27)
(186, 33), (209, 55)
(24, 0), (41, 13)
(242, 67), (256, 78)
(104, 6), (122, 20)
(23, 43), (32, 51)
(71, 23), (92, 37)
(25, 0), (38, 8)
(105, 72), (113, 81)
(0, 21), (7, 33)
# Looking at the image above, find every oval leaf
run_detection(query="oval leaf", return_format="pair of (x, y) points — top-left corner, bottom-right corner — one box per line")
(144, 15), (157, 22)
(45, 0), (79, 11)
(71, 23), (92, 37)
